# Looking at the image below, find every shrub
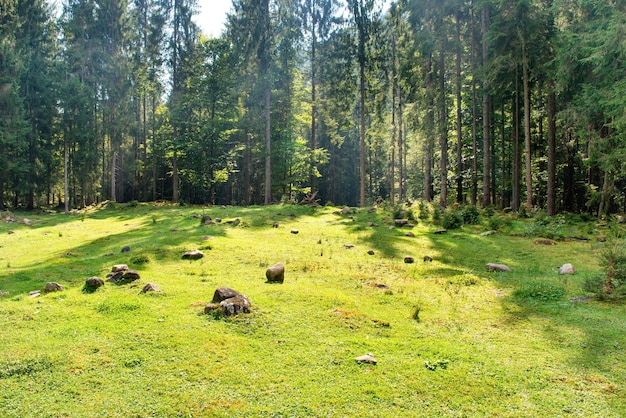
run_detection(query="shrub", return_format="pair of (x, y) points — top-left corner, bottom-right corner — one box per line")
(513, 280), (565, 302)
(431, 205), (442, 224)
(488, 214), (506, 231)
(418, 200), (430, 220)
(461, 206), (480, 225)
(441, 208), (463, 230)
(586, 239), (626, 298)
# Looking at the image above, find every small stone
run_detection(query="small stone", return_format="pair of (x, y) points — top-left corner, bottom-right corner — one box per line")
(272, 223), (279, 228)
(215, 218), (222, 223)
(394, 219), (409, 227)
(106, 271), (124, 283)
(121, 246), (131, 253)
(405, 232), (415, 237)
(112, 264), (129, 272)
(44, 282), (65, 294)
(367, 222), (379, 227)
(105, 251), (114, 256)
(8, 230), (15, 234)
(29, 290), (41, 298)
(290, 229), (299, 234)
(355, 354), (377, 364)
(140, 283), (160, 293)
(266, 263), (285, 283)
(344, 243), (355, 249)
(200, 235), (213, 240)
(597, 235), (606, 242)
(367, 250), (375, 255)
(404, 256), (415, 264)
(0, 291), (8, 296)
(182, 250), (204, 260)
(85, 277), (105, 288)
(486, 263), (512, 273)
(618, 216), (625, 224)
(341, 206), (351, 215)
(480, 230), (496, 236)
(534, 238), (557, 245)
(433, 229), (447, 235)
(423, 255), (433, 262)
(212, 287), (241, 303)
(170, 228), (179, 232)
(367, 207), (377, 213)
(22, 218), (32, 226)
(204, 303), (220, 313)
(559, 263), (576, 275)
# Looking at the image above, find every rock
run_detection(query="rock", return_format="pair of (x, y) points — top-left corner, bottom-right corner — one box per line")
(559, 263), (576, 275)
(480, 230), (496, 236)
(232, 218), (241, 226)
(140, 283), (160, 293)
(423, 255), (433, 262)
(341, 206), (351, 215)
(486, 263), (512, 273)
(105, 251), (114, 256)
(122, 270), (141, 282)
(170, 228), (179, 232)
(272, 223), (279, 228)
(85, 277), (105, 288)
(106, 271), (124, 283)
(204, 303), (220, 313)
(367, 222), (379, 227)
(8, 230), (15, 234)
(212, 287), (241, 303)
(433, 229), (447, 235)
(405, 232), (415, 237)
(367, 250), (375, 255)
(200, 235), (213, 240)
(112, 264), (129, 272)
(0, 291), (8, 297)
(29, 290), (41, 298)
(201, 215), (212, 225)
(355, 353), (377, 364)
(534, 238), (557, 245)
(344, 243), (355, 249)
(182, 250), (204, 260)
(266, 263), (285, 283)
(618, 216), (625, 224)
(215, 218), (222, 223)
(220, 294), (251, 316)
(44, 282), (65, 294)
(121, 246), (131, 253)
(597, 235), (606, 242)
(290, 229), (299, 234)
(404, 256), (415, 264)
(22, 218), (32, 226)
(367, 207), (377, 213)
(394, 219), (409, 227)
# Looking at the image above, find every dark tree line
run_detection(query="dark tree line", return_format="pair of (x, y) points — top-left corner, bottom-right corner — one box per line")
(1, 0), (625, 215)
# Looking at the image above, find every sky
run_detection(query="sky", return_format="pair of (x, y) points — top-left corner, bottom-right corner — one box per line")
(194, 0), (233, 38)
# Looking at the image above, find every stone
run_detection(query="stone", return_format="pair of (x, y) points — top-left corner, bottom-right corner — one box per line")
(29, 290), (41, 298)
(405, 232), (415, 237)
(44, 282), (65, 294)
(200, 235), (213, 240)
(0, 291), (8, 296)
(480, 230), (496, 236)
(272, 223), (279, 228)
(140, 283), (160, 293)
(85, 277), (105, 288)
(618, 216), (625, 224)
(105, 251), (114, 256)
(394, 219), (409, 227)
(597, 235), (607, 242)
(367, 250), (375, 255)
(341, 206), (351, 215)
(423, 255), (433, 262)
(367, 207), (377, 213)
(121, 246), (131, 253)
(204, 303), (220, 313)
(112, 264), (129, 272)
(106, 271), (124, 283)
(201, 215), (212, 225)
(290, 229), (299, 234)
(434, 229), (448, 235)
(534, 238), (557, 245)
(404, 256), (415, 264)
(8, 230), (15, 234)
(22, 218), (32, 226)
(355, 353), (377, 364)
(122, 270), (141, 282)
(220, 294), (251, 316)
(212, 287), (241, 303)
(215, 218), (222, 223)
(367, 222), (379, 227)
(182, 250), (204, 260)
(266, 263), (285, 283)
(486, 263), (512, 273)
(559, 263), (576, 275)
(344, 243), (355, 249)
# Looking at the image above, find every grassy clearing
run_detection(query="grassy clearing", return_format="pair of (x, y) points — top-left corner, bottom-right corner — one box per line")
(0, 203), (625, 417)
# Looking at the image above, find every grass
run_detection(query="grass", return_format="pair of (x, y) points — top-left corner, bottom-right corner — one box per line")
(0, 203), (625, 417)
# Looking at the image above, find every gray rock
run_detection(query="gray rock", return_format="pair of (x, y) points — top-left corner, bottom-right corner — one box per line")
(182, 250), (204, 260)
(212, 287), (241, 303)
(140, 283), (160, 293)
(423, 255), (433, 262)
(405, 232), (415, 237)
(290, 229), (299, 234)
(121, 246), (131, 253)
(220, 294), (251, 316)
(367, 250), (375, 255)
(341, 206), (351, 215)
(480, 230), (496, 236)
(29, 290), (41, 298)
(559, 263), (576, 275)
(112, 264), (129, 272)
(44, 282), (65, 294)
(394, 219), (409, 227)
(85, 277), (105, 288)
(355, 353), (377, 364)
(266, 263), (285, 283)
(344, 243), (355, 249)
(122, 270), (141, 282)
(486, 263), (512, 273)
(106, 271), (124, 282)
(404, 256), (415, 264)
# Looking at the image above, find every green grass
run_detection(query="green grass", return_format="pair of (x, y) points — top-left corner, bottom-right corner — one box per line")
(0, 203), (625, 417)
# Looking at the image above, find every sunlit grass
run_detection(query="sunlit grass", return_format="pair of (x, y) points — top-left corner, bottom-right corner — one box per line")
(0, 203), (624, 416)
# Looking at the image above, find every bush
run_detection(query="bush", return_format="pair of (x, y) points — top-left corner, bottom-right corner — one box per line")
(513, 280), (565, 302)
(461, 206), (480, 225)
(488, 214), (506, 231)
(441, 208), (463, 230)
(586, 240), (626, 299)
(418, 200), (430, 220)
(431, 205), (442, 224)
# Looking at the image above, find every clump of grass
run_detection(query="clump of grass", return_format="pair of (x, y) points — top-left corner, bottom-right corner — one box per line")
(513, 280), (565, 302)
(131, 254), (150, 265)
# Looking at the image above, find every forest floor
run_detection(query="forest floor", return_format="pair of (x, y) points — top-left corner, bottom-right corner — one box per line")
(0, 202), (625, 417)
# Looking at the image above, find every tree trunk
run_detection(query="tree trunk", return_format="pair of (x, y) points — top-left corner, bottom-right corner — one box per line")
(398, 83), (404, 202)
(424, 53), (434, 202)
(172, 148), (179, 203)
(547, 89), (556, 215)
(359, 50), (366, 207)
(513, 68), (521, 212)
(522, 39), (532, 209)
(264, 84), (272, 205)
(481, 6), (490, 208)
(110, 147), (117, 203)
(439, 49), (448, 208)
(456, 11), (463, 204)
(310, 21), (317, 195)
(64, 138), (69, 214)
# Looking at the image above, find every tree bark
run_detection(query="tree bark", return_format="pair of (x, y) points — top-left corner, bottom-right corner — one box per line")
(522, 38), (532, 209)
(439, 49), (448, 208)
(547, 89), (556, 215)
(481, 6), (490, 208)
(264, 84), (271, 205)
(456, 11), (463, 204)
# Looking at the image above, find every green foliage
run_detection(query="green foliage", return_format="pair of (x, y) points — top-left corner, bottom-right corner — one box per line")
(461, 206), (480, 225)
(587, 239), (626, 298)
(513, 280), (565, 302)
(523, 214), (565, 239)
(441, 207), (463, 230)
(417, 200), (430, 220)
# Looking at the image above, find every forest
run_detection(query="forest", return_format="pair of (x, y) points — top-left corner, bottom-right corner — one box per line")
(0, 0), (625, 214)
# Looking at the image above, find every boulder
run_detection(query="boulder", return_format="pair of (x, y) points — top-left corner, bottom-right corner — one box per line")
(212, 287), (241, 303)
(44, 282), (65, 294)
(559, 263), (576, 275)
(201, 215), (212, 225)
(344, 243), (355, 249)
(534, 238), (557, 245)
(404, 256), (415, 264)
(405, 232), (415, 237)
(480, 230), (496, 236)
(394, 219), (409, 227)
(266, 263), (285, 283)
(367, 250), (375, 255)
(112, 264), (129, 272)
(122, 270), (141, 282)
(290, 229), (299, 234)
(106, 271), (124, 283)
(341, 206), (351, 215)
(121, 246), (131, 253)
(140, 283), (160, 293)
(22, 218), (32, 226)
(85, 277), (105, 288)
(423, 255), (433, 262)
(355, 353), (377, 364)
(486, 263), (512, 273)
(182, 250), (204, 260)
(220, 294), (251, 316)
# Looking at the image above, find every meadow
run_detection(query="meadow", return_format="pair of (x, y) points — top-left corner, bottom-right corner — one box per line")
(0, 203), (624, 417)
